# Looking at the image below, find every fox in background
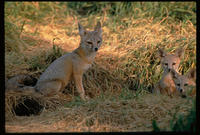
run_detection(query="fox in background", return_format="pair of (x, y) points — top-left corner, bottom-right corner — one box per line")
(170, 68), (196, 98)
(153, 47), (185, 97)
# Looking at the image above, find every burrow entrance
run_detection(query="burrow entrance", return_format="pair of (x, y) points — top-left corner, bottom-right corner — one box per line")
(13, 98), (44, 116)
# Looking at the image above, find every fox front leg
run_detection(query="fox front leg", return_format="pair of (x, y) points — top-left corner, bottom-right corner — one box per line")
(73, 74), (89, 101)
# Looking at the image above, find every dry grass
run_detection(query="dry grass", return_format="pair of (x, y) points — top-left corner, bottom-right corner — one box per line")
(5, 94), (193, 132)
(5, 90), (70, 121)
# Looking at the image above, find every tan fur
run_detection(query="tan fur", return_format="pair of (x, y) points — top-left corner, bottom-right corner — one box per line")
(35, 21), (102, 100)
(6, 22), (103, 101)
(171, 68), (196, 97)
(154, 72), (178, 97)
(153, 48), (184, 97)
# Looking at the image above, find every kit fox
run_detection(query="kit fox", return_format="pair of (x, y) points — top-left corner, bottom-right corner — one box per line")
(170, 68), (196, 97)
(6, 21), (102, 101)
(153, 48), (184, 96)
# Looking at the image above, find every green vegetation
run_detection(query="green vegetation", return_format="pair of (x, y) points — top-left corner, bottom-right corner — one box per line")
(152, 99), (196, 132)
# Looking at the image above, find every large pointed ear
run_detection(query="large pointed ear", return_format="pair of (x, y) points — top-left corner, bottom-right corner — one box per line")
(158, 48), (166, 58)
(170, 69), (178, 80)
(186, 68), (196, 80)
(78, 22), (86, 37)
(174, 48), (184, 58)
(94, 21), (102, 36)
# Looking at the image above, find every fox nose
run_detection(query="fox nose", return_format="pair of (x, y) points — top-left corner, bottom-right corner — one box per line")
(94, 48), (98, 51)
(168, 68), (171, 72)
(180, 89), (183, 93)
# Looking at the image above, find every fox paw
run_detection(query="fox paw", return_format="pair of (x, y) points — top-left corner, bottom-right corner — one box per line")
(81, 95), (90, 101)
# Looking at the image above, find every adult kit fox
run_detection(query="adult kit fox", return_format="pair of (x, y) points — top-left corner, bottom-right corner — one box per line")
(6, 21), (102, 101)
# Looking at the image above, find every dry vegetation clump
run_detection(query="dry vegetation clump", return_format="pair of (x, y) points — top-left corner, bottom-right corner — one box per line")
(5, 90), (42, 120)
(5, 89), (71, 121)
(64, 62), (124, 98)
(96, 17), (196, 92)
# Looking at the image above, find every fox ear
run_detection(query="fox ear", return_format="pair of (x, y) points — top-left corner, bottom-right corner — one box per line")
(158, 48), (166, 58)
(175, 48), (184, 58)
(78, 22), (86, 36)
(186, 68), (196, 80)
(170, 69), (178, 80)
(94, 21), (102, 36)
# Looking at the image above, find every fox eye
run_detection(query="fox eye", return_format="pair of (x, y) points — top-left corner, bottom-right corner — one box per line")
(164, 63), (168, 66)
(184, 83), (188, 86)
(97, 41), (101, 44)
(177, 83), (180, 86)
(87, 41), (93, 45)
(172, 63), (176, 65)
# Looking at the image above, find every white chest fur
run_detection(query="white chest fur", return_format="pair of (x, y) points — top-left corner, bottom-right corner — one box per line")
(83, 63), (92, 71)
(83, 53), (95, 71)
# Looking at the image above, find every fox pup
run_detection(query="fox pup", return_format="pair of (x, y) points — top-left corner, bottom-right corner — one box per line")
(6, 22), (102, 101)
(153, 48), (184, 96)
(170, 68), (196, 97)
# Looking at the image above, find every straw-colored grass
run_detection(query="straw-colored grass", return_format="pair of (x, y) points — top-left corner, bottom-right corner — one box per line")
(5, 94), (193, 132)
(5, 90), (69, 121)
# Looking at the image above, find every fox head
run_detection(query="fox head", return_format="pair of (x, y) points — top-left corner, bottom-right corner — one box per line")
(170, 68), (196, 97)
(78, 21), (102, 53)
(158, 48), (184, 73)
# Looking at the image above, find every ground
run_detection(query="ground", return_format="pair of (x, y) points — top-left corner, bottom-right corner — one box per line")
(6, 93), (194, 132)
